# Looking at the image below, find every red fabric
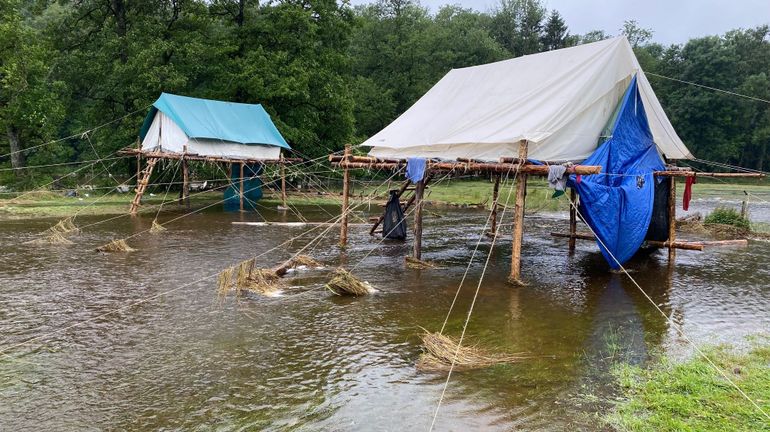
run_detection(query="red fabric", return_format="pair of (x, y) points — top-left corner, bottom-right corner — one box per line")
(683, 175), (697, 211)
(576, 174), (582, 184)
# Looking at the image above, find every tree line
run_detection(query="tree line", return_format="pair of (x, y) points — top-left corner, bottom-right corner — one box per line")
(1, 0), (768, 187)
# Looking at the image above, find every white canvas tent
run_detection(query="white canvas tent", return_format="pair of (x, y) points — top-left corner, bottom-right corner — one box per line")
(365, 36), (693, 162)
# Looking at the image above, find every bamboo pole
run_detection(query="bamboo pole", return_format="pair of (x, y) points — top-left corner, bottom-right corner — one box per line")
(510, 141), (528, 284)
(340, 145), (351, 248)
(413, 177), (426, 260)
(239, 161), (245, 211)
(569, 188), (577, 252)
(668, 177), (676, 261)
(490, 174), (500, 236)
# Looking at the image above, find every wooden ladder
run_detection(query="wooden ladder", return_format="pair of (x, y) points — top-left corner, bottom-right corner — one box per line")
(129, 157), (159, 215)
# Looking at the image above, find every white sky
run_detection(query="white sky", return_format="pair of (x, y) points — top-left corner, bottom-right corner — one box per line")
(350, 0), (770, 45)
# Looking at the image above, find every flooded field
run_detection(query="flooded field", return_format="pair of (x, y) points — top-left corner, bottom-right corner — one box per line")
(1, 196), (769, 431)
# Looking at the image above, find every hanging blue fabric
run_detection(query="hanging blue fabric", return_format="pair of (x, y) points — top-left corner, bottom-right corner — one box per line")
(567, 75), (664, 268)
(406, 158), (427, 183)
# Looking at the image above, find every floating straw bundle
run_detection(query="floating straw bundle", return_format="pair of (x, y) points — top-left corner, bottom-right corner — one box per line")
(149, 220), (166, 234)
(26, 217), (79, 245)
(416, 331), (529, 372)
(405, 256), (438, 269)
(325, 268), (374, 296)
(286, 255), (322, 269)
(96, 239), (135, 252)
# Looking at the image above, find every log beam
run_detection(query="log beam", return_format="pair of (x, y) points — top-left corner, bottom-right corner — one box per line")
(413, 177), (426, 260)
(547, 232), (747, 251)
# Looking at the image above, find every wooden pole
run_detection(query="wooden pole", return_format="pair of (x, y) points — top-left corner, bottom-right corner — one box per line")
(569, 188), (577, 252)
(340, 145), (351, 248)
(510, 141), (528, 284)
(181, 158), (190, 208)
(668, 176), (676, 261)
(239, 161), (245, 211)
(280, 154), (287, 210)
(490, 174), (501, 235)
(413, 177), (426, 260)
(135, 137), (141, 187)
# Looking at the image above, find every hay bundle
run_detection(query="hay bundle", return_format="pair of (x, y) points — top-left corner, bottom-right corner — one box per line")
(405, 256), (437, 269)
(96, 239), (135, 252)
(286, 254), (322, 269)
(241, 268), (284, 296)
(235, 258), (256, 287)
(149, 220), (166, 234)
(325, 268), (374, 296)
(50, 217), (79, 235)
(26, 231), (74, 245)
(217, 266), (235, 297)
(416, 331), (529, 372)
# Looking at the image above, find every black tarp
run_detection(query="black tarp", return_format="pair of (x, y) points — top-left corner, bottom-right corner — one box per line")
(645, 177), (670, 242)
(382, 190), (407, 240)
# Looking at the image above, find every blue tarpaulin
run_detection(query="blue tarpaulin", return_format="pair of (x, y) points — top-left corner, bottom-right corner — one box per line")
(224, 163), (263, 211)
(139, 93), (290, 149)
(567, 76), (664, 268)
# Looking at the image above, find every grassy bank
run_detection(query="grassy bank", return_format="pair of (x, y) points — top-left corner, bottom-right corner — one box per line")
(607, 339), (770, 431)
(2, 177), (769, 220)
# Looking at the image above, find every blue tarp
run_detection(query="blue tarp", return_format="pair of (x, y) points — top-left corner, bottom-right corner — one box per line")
(139, 93), (290, 149)
(224, 163), (263, 211)
(567, 76), (664, 268)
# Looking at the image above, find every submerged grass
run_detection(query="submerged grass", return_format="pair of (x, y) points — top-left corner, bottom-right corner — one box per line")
(405, 256), (438, 269)
(416, 331), (530, 372)
(606, 340), (770, 431)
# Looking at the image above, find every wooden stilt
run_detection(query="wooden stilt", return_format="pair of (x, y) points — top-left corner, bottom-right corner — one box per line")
(239, 161), (245, 211)
(569, 188), (577, 252)
(181, 157), (190, 208)
(413, 177), (426, 260)
(129, 157), (159, 215)
(280, 154), (288, 210)
(668, 177), (676, 261)
(509, 141), (528, 284)
(340, 145), (351, 247)
(489, 174), (501, 236)
(135, 138), (141, 187)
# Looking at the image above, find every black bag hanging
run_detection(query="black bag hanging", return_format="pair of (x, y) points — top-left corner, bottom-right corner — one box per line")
(382, 190), (407, 240)
(645, 177), (670, 242)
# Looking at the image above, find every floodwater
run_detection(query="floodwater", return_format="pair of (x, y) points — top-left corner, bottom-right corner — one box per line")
(1, 196), (769, 431)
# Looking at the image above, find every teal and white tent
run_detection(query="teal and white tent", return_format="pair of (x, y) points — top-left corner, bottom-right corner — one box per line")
(139, 93), (290, 160)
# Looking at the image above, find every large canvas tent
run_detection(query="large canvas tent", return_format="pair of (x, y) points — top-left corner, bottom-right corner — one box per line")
(139, 93), (290, 160)
(365, 36), (693, 163)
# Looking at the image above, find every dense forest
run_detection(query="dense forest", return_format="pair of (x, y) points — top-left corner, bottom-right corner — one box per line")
(1, 0), (769, 187)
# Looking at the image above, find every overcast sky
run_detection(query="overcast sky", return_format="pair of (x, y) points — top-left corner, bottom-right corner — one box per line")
(350, 0), (770, 45)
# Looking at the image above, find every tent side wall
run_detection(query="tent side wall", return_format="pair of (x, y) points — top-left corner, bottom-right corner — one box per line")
(141, 112), (281, 160)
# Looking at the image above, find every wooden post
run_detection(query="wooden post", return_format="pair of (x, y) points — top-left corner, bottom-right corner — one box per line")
(668, 176), (676, 261)
(239, 161), (245, 211)
(569, 188), (577, 252)
(510, 140), (528, 284)
(280, 154), (288, 210)
(181, 158), (190, 208)
(413, 177), (426, 260)
(490, 174), (501, 235)
(135, 137), (141, 187)
(741, 191), (749, 219)
(340, 145), (351, 248)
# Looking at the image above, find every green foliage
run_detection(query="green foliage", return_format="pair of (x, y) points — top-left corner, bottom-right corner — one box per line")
(607, 342), (770, 431)
(1, 0), (770, 191)
(704, 206), (751, 230)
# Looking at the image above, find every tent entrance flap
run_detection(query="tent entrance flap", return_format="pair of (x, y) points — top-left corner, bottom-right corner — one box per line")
(568, 75), (665, 268)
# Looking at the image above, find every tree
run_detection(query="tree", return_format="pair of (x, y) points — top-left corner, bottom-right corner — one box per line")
(621, 19), (653, 48)
(540, 9), (569, 50)
(580, 29), (610, 44)
(0, 0), (66, 177)
(489, 0), (546, 56)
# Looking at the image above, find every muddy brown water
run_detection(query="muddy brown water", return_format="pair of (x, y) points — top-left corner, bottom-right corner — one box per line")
(1, 198), (769, 431)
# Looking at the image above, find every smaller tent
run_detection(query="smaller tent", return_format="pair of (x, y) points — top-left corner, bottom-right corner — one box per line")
(139, 93), (290, 160)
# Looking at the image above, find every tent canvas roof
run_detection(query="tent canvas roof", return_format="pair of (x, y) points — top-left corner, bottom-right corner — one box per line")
(139, 93), (290, 149)
(365, 36), (692, 162)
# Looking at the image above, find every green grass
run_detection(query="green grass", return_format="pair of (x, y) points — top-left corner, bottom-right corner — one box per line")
(607, 340), (770, 432)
